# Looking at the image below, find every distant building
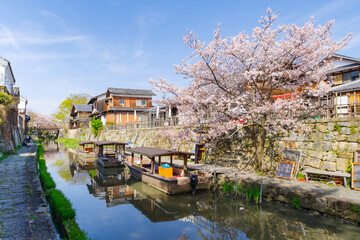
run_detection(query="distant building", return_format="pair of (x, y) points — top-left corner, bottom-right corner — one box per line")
(69, 104), (92, 129)
(89, 88), (155, 125)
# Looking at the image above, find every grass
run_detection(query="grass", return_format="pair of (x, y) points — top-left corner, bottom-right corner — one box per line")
(222, 182), (262, 204)
(56, 138), (80, 150)
(46, 189), (76, 221)
(350, 205), (360, 214)
(221, 182), (234, 194)
(289, 196), (301, 209)
(63, 219), (90, 240)
(36, 141), (91, 239)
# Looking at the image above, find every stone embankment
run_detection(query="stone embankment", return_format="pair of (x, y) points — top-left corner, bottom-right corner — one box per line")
(185, 161), (360, 225)
(0, 143), (56, 239)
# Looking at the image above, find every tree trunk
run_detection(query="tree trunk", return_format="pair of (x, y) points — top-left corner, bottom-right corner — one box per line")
(255, 117), (266, 171)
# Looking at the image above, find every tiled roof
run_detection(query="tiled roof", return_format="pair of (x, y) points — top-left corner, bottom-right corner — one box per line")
(327, 63), (360, 74)
(73, 104), (92, 112)
(329, 79), (360, 92)
(108, 88), (155, 96)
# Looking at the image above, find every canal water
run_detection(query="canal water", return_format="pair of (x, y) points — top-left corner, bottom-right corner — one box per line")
(43, 141), (360, 240)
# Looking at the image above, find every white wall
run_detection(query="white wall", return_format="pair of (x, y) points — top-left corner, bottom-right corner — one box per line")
(101, 115), (106, 125)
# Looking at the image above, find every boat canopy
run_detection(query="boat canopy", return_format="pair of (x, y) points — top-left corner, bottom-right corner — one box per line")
(78, 141), (96, 145)
(127, 147), (193, 158)
(95, 141), (127, 146)
(127, 147), (193, 174)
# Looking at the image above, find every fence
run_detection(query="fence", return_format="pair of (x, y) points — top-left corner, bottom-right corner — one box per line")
(104, 116), (179, 130)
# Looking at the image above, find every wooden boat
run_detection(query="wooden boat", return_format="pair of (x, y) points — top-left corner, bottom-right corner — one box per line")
(125, 147), (212, 195)
(78, 141), (97, 167)
(95, 141), (127, 168)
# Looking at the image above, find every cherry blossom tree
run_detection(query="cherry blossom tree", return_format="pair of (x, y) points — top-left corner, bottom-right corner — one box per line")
(149, 9), (351, 170)
(28, 110), (59, 129)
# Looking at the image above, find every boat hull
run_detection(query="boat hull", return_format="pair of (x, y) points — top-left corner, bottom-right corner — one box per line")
(124, 161), (211, 195)
(97, 157), (124, 168)
(78, 151), (97, 167)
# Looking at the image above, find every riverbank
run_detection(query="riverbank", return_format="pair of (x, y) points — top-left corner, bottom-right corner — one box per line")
(0, 143), (57, 239)
(183, 161), (360, 224)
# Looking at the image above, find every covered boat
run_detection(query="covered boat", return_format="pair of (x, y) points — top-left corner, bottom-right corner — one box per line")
(95, 141), (127, 168)
(78, 141), (97, 167)
(124, 147), (212, 194)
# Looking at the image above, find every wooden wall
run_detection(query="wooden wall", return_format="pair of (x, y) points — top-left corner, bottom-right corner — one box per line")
(112, 96), (152, 108)
(107, 112), (136, 123)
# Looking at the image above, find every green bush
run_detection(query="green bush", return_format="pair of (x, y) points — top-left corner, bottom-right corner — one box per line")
(39, 168), (56, 191)
(0, 92), (13, 106)
(64, 219), (89, 240)
(90, 117), (103, 136)
(297, 173), (306, 180)
(47, 189), (76, 221)
(39, 157), (46, 166)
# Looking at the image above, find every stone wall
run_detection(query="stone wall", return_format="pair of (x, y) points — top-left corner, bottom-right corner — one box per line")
(0, 109), (22, 152)
(64, 117), (360, 173)
(206, 117), (360, 172)
(217, 174), (360, 224)
(65, 127), (194, 152)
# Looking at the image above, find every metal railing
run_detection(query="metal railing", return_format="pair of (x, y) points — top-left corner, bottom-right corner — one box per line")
(104, 116), (179, 130)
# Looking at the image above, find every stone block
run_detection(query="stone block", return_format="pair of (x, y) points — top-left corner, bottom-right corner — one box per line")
(348, 143), (358, 151)
(338, 122), (349, 127)
(323, 161), (336, 171)
(312, 142), (321, 151)
(323, 133), (335, 141)
(347, 133), (360, 142)
(305, 157), (321, 168)
(327, 122), (335, 131)
(341, 127), (351, 135)
(296, 134), (306, 141)
(338, 152), (353, 159)
(321, 142), (332, 151)
(318, 124), (327, 133)
(309, 150), (323, 159)
(339, 142), (349, 151)
(310, 132), (322, 142)
(335, 135), (347, 141)
(326, 151), (337, 162)
(336, 158), (348, 172)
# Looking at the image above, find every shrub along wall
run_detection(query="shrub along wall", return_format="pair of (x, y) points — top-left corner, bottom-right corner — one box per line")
(36, 141), (89, 240)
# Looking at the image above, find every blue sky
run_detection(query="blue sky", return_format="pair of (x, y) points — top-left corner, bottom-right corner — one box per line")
(1, 0), (360, 114)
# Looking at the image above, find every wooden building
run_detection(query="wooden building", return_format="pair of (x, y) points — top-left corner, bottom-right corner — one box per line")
(69, 104), (92, 129)
(89, 88), (155, 125)
(321, 54), (360, 118)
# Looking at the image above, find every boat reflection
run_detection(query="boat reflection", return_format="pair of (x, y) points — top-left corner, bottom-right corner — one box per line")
(87, 165), (144, 207)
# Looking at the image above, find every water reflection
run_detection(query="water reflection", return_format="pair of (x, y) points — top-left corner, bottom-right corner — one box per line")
(43, 141), (360, 240)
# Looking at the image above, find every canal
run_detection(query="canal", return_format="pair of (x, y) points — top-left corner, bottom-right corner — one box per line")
(43, 141), (360, 240)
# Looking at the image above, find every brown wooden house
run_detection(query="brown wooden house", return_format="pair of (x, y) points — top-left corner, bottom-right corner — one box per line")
(89, 88), (155, 125)
(69, 104), (92, 129)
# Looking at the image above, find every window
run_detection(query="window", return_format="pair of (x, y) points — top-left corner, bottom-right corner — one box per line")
(136, 99), (147, 106)
(343, 71), (359, 83)
(119, 99), (125, 104)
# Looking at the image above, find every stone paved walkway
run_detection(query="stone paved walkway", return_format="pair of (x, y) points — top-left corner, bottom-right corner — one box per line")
(0, 144), (56, 239)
